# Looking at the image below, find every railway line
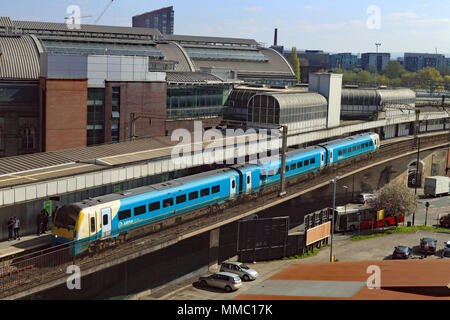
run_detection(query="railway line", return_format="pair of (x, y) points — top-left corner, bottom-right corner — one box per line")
(0, 131), (448, 299)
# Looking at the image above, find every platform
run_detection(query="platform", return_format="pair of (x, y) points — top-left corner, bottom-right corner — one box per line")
(0, 233), (51, 260)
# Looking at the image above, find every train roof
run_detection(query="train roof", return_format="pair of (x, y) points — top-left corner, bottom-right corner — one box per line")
(318, 133), (375, 148)
(74, 167), (235, 209)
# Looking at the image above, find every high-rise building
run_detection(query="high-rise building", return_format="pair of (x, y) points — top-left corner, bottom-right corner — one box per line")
(404, 53), (446, 72)
(132, 6), (174, 35)
(329, 53), (357, 70)
(361, 53), (390, 72)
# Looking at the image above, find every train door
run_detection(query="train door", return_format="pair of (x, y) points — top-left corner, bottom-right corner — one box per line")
(320, 151), (325, 168)
(245, 172), (252, 193)
(89, 212), (97, 240)
(230, 177), (237, 198)
(329, 149), (334, 165)
(101, 207), (112, 239)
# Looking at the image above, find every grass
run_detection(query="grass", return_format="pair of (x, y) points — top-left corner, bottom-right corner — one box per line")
(282, 244), (330, 260)
(350, 225), (450, 242)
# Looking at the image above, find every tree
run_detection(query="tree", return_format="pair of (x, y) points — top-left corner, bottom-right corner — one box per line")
(374, 180), (418, 222)
(289, 47), (301, 83)
(376, 75), (390, 86)
(382, 61), (407, 79)
(416, 67), (443, 84)
(355, 70), (374, 83)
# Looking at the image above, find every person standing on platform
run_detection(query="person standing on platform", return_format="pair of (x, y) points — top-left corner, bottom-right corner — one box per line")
(7, 217), (14, 241)
(13, 216), (20, 240)
(42, 209), (49, 233)
(36, 210), (42, 236)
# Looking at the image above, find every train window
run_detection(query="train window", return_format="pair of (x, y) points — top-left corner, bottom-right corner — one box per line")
(212, 185), (220, 194)
(304, 160), (309, 166)
(338, 150), (343, 156)
(118, 209), (131, 221)
(347, 148), (351, 153)
(343, 149), (347, 154)
(298, 162), (303, 168)
(134, 205), (146, 216)
(176, 194), (186, 204)
(90, 217), (95, 233)
(103, 214), (108, 226)
(201, 188), (210, 197)
(232, 180), (236, 189)
(357, 145), (361, 150)
(247, 176), (250, 184)
(285, 165), (289, 172)
(321, 154), (324, 162)
(163, 198), (174, 208)
(311, 158), (315, 164)
(290, 164), (296, 170)
(189, 191), (198, 200)
(352, 146), (356, 152)
(148, 201), (160, 212)
(369, 141), (373, 146)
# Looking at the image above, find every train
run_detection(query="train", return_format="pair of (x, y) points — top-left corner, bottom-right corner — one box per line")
(52, 132), (380, 254)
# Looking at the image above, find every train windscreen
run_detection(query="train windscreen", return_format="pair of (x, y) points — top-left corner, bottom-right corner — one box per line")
(54, 204), (80, 230)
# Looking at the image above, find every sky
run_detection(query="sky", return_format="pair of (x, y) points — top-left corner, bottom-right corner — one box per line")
(2, 0), (450, 56)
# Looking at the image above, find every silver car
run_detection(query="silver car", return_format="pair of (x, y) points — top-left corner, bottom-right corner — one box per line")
(198, 272), (242, 292)
(220, 261), (259, 281)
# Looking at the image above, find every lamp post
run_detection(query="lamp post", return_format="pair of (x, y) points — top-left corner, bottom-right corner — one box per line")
(343, 185), (348, 232)
(425, 202), (430, 226)
(374, 43), (381, 87)
(330, 176), (339, 263)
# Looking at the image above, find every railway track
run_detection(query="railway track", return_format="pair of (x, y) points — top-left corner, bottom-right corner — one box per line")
(1, 132), (448, 298)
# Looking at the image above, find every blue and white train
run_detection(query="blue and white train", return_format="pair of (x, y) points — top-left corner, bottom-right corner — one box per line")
(52, 133), (379, 254)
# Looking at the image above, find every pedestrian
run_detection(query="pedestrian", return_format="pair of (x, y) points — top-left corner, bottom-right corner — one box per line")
(42, 209), (49, 233)
(36, 210), (42, 236)
(7, 217), (14, 241)
(13, 216), (20, 240)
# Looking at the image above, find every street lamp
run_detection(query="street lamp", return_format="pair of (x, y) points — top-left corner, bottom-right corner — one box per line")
(375, 43), (381, 87)
(425, 202), (430, 226)
(330, 176), (339, 262)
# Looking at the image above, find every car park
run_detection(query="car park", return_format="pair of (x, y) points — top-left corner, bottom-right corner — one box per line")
(220, 261), (259, 281)
(439, 214), (450, 228)
(198, 272), (242, 292)
(420, 238), (437, 255)
(392, 246), (412, 259)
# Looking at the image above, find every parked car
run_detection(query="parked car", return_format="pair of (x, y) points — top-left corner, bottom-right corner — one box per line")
(357, 193), (377, 204)
(442, 241), (450, 259)
(198, 272), (242, 292)
(420, 238), (437, 255)
(220, 261), (259, 281)
(439, 214), (450, 228)
(392, 246), (412, 259)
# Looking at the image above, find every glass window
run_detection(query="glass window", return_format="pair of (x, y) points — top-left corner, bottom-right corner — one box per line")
(290, 164), (296, 170)
(298, 162), (303, 168)
(118, 209), (131, 220)
(21, 127), (35, 150)
(352, 146), (356, 152)
(304, 160), (310, 166)
(201, 188), (210, 197)
(357, 145), (361, 150)
(134, 205), (146, 216)
(338, 150), (343, 156)
(212, 185), (220, 194)
(285, 166), (289, 172)
(311, 158), (315, 164)
(232, 180), (236, 189)
(103, 214), (108, 226)
(149, 201), (160, 212)
(176, 194), (186, 204)
(163, 198), (173, 207)
(90, 217), (95, 233)
(189, 191), (198, 200)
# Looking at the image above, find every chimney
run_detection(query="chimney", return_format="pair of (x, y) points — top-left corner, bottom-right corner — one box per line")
(274, 28), (278, 46)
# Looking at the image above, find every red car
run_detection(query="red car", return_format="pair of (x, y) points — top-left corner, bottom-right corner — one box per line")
(440, 214), (450, 228)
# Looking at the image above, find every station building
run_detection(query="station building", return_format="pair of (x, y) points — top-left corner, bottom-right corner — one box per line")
(0, 17), (296, 157)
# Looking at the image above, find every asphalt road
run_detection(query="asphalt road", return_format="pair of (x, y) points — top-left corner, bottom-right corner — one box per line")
(140, 228), (450, 300)
(414, 192), (450, 226)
